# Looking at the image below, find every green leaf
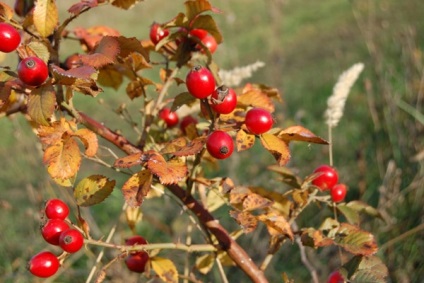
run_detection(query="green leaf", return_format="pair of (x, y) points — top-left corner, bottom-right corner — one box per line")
(27, 85), (56, 126)
(171, 91), (197, 112)
(341, 255), (388, 283)
(337, 204), (360, 225)
(74, 175), (116, 206)
(346, 201), (383, 220)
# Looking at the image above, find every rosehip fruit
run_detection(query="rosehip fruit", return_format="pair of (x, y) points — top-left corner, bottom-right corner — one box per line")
(125, 235), (148, 255)
(159, 107), (179, 127)
(311, 165), (339, 191)
(0, 22), (21, 53)
(198, 34), (217, 54)
(206, 130), (234, 159)
(59, 228), (84, 253)
(125, 252), (149, 273)
(17, 56), (49, 86)
(186, 65), (216, 99)
(64, 53), (81, 70)
(210, 85), (237, 114)
(41, 219), (70, 246)
(149, 23), (169, 45)
(327, 270), (344, 283)
(180, 115), (198, 134)
(331, 184), (348, 203)
(189, 29), (208, 40)
(27, 251), (59, 278)
(244, 108), (273, 135)
(44, 199), (69, 220)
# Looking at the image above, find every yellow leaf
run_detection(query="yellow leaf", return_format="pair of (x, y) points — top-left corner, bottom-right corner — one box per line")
(73, 128), (98, 157)
(43, 138), (81, 180)
(111, 0), (142, 10)
(121, 170), (152, 207)
(27, 85), (56, 126)
(260, 134), (291, 166)
(33, 0), (58, 37)
(236, 129), (255, 152)
(74, 175), (116, 206)
(150, 257), (178, 283)
(26, 41), (50, 62)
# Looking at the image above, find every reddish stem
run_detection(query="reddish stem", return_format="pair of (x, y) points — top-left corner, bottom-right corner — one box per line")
(76, 111), (268, 283)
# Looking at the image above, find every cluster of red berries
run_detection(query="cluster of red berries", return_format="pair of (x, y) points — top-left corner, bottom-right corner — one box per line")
(185, 65), (274, 160)
(0, 22), (49, 86)
(311, 165), (348, 203)
(149, 23), (217, 54)
(27, 199), (84, 278)
(124, 235), (150, 273)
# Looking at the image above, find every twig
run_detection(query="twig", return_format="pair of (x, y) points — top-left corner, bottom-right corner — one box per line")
(379, 222), (424, 252)
(292, 222), (319, 283)
(215, 256), (230, 283)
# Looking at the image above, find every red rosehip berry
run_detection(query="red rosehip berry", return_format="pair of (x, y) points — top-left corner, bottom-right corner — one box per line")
(186, 65), (216, 99)
(125, 252), (149, 273)
(198, 34), (217, 54)
(331, 184), (348, 203)
(149, 23), (169, 45)
(44, 199), (69, 220)
(0, 22), (21, 53)
(180, 115), (198, 134)
(159, 107), (179, 128)
(311, 165), (339, 191)
(327, 270), (344, 283)
(64, 53), (81, 70)
(125, 235), (148, 254)
(41, 219), (70, 246)
(27, 251), (59, 278)
(189, 29), (208, 40)
(17, 56), (49, 86)
(206, 130), (234, 159)
(244, 108), (273, 135)
(210, 85), (237, 114)
(59, 228), (84, 253)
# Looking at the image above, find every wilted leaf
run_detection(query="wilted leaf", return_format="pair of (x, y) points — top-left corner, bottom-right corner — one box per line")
(185, 0), (213, 22)
(37, 118), (75, 147)
(205, 189), (226, 212)
(72, 128), (98, 157)
(144, 150), (188, 184)
(51, 65), (102, 96)
(27, 85), (56, 126)
(242, 193), (273, 211)
(257, 212), (294, 241)
(33, 0), (58, 37)
(249, 187), (291, 217)
(116, 36), (149, 59)
(160, 137), (188, 154)
(74, 175), (115, 206)
(228, 186), (249, 206)
(260, 134), (291, 166)
(150, 257), (178, 283)
(126, 77), (155, 99)
(43, 137), (81, 180)
(171, 92), (197, 112)
(219, 108), (248, 124)
(97, 65), (124, 90)
(229, 210), (258, 234)
(278, 126), (328, 144)
(111, 0), (142, 10)
(68, 0), (98, 16)
(73, 26), (120, 52)
(122, 170), (152, 207)
(168, 137), (206, 156)
(80, 36), (120, 68)
(301, 228), (334, 248)
(236, 130), (255, 152)
(237, 89), (274, 113)
(342, 256), (388, 283)
(267, 165), (302, 188)
(124, 52), (151, 72)
(190, 14), (223, 44)
(114, 152), (143, 168)
(292, 189), (309, 208)
(334, 223), (378, 256)
(0, 2), (14, 20)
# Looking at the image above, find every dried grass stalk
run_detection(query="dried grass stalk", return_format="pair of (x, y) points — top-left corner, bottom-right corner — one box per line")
(325, 63), (365, 127)
(219, 61), (265, 87)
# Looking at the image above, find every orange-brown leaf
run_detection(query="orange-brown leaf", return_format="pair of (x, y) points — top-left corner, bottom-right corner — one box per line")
(185, 0), (214, 22)
(160, 137), (188, 154)
(74, 175), (115, 206)
(114, 152), (143, 168)
(236, 130), (255, 152)
(242, 193), (273, 211)
(122, 170), (152, 207)
(116, 36), (149, 60)
(237, 89), (274, 113)
(260, 134), (291, 166)
(301, 228), (334, 248)
(229, 210), (258, 234)
(111, 0), (142, 10)
(334, 223), (378, 256)
(68, 0), (98, 16)
(73, 128), (98, 157)
(37, 118), (75, 147)
(229, 186), (250, 205)
(278, 126), (328, 144)
(144, 151), (188, 184)
(169, 137), (206, 157)
(43, 138), (81, 180)
(257, 212), (294, 241)
(80, 36), (120, 68)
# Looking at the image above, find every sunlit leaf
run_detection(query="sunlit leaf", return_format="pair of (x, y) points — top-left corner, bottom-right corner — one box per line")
(195, 253), (215, 274)
(26, 41), (50, 62)
(237, 89), (274, 113)
(346, 201), (383, 220)
(97, 65), (124, 90)
(219, 108), (247, 124)
(342, 255), (388, 283)
(229, 210), (258, 233)
(278, 125), (328, 144)
(167, 137), (206, 157)
(111, 0), (142, 10)
(334, 223), (378, 256)
(185, 0), (213, 22)
(257, 212), (294, 241)
(51, 65), (102, 96)
(114, 152), (143, 168)
(249, 187), (292, 217)
(150, 257), (178, 283)
(37, 118), (75, 147)
(301, 228), (334, 248)
(171, 91), (197, 112)
(124, 52), (151, 72)
(80, 36), (120, 68)
(337, 204), (360, 225)
(43, 137), (81, 180)
(68, 0), (98, 16)
(144, 150), (188, 184)
(236, 130), (255, 152)
(122, 170), (152, 207)
(74, 175), (115, 206)
(72, 128), (98, 157)
(126, 77), (155, 99)
(27, 85), (56, 126)
(33, 0), (58, 37)
(116, 36), (149, 60)
(73, 26), (120, 52)
(260, 134), (291, 166)
(242, 193), (273, 211)
(228, 186), (249, 206)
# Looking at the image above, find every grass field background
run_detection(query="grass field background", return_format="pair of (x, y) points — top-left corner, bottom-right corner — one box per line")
(0, 0), (423, 282)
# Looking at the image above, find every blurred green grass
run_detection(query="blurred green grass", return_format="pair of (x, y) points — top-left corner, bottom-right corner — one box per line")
(1, 0), (423, 282)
